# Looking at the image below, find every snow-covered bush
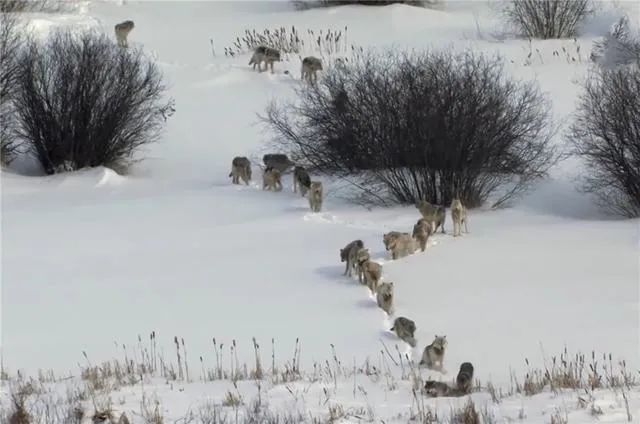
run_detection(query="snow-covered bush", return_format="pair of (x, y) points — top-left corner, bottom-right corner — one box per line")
(591, 16), (640, 69)
(11, 30), (175, 175)
(0, 12), (23, 166)
(568, 66), (640, 217)
(262, 49), (556, 208)
(503, 0), (592, 39)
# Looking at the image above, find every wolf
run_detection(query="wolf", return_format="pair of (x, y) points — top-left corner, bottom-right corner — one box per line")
(354, 247), (370, 283)
(114, 20), (135, 48)
(293, 166), (311, 196)
(412, 218), (432, 252)
(416, 200), (446, 234)
(376, 282), (394, 315)
(357, 250), (382, 293)
(383, 231), (407, 252)
(229, 156), (252, 185)
(249, 46), (281, 73)
(262, 166), (283, 191)
(390, 317), (417, 347)
(308, 181), (323, 212)
(451, 198), (469, 237)
(340, 240), (364, 277)
(263, 153), (295, 173)
(419, 335), (447, 372)
(301, 56), (323, 83)
(456, 362), (474, 394)
(423, 380), (452, 397)
(387, 233), (417, 260)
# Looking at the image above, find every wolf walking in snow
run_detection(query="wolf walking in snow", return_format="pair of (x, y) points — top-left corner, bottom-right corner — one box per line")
(263, 153), (294, 174)
(451, 198), (469, 237)
(340, 239), (364, 277)
(383, 231), (407, 252)
(301, 56), (323, 83)
(390, 316), (417, 347)
(419, 335), (447, 372)
(293, 166), (311, 196)
(376, 282), (394, 315)
(262, 166), (283, 191)
(308, 181), (323, 212)
(456, 362), (474, 394)
(114, 20), (135, 48)
(229, 156), (252, 185)
(249, 46), (281, 73)
(357, 249), (382, 293)
(416, 200), (446, 234)
(412, 218), (432, 252)
(387, 233), (417, 260)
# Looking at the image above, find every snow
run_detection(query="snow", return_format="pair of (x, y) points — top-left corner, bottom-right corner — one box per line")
(1, 1), (639, 422)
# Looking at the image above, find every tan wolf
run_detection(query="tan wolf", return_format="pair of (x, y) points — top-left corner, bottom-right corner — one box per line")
(412, 218), (432, 252)
(419, 335), (447, 372)
(114, 20), (135, 48)
(340, 240), (364, 277)
(451, 198), (469, 237)
(293, 166), (311, 196)
(308, 181), (323, 212)
(262, 166), (283, 191)
(383, 231), (407, 252)
(416, 200), (446, 234)
(390, 317), (417, 347)
(229, 156), (252, 185)
(301, 56), (323, 83)
(376, 282), (394, 315)
(249, 46), (281, 73)
(357, 249), (382, 293)
(387, 233), (417, 260)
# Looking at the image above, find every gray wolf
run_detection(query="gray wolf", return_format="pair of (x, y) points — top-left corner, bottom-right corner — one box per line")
(340, 240), (364, 277)
(419, 335), (447, 372)
(355, 247), (370, 283)
(262, 166), (283, 191)
(383, 231), (407, 252)
(308, 181), (323, 212)
(249, 46), (281, 73)
(229, 156), (252, 185)
(114, 20), (134, 48)
(451, 198), (469, 237)
(456, 362), (474, 394)
(301, 56), (323, 83)
(357, 250), (382, 293)
(416, 200), (446, 234)
(423, 380), (452, 397)
(263, 153), (295, 173)
(412, 218), (432, 252)
(376, 282), (394, 315)
(390, 317), (416, 347)
(387, 233), (417, 260)
(293, 166), (311, 196)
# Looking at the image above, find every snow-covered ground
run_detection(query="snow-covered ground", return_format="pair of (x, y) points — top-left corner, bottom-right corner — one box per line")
(1, 1), (639, 422)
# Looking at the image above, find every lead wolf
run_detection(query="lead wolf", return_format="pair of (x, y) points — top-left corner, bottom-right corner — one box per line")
(308, 181), (323, 212)
(249, 46), (281, 73)
(229, 156), (252, 185)
(451, 198), (469, 237)
(301, 56), (323, 83)
(114, 20), (135, 48)
(390, 316), (417, 347)
(416, 200), (446, 234)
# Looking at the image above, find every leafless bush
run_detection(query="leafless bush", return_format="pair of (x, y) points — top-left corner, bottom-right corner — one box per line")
(0, 12), (24, 166)
(503, 0), (592, 39)
(12, 29), (174, 175)
(0, 0), (69, 13)
(292, 0), (437, 9)
(567, 65), (640, 217)
(591, 16), (640, 68)
(262, 49), (556, 207)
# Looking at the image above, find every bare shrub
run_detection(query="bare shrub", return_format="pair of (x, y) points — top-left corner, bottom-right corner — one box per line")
(0, 0), (67, 13)
(591, 16), (640, 68)
(12, 29), (174, 174)
(503, 0), (593, 39)
(567, 65), (640, 217)
(292, 1), (439, 10)
(0, 12), (23, 166)
(262, 49), (556, 207)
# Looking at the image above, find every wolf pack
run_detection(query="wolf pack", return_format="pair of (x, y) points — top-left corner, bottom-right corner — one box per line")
(229, 152), (474, 398)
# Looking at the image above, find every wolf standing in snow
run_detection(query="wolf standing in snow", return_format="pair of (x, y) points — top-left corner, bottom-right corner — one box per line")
(456, 362), (474, 394)
(263, 153), (294, 173)
(249, 46), (281, 73)
(451, 198), (469, 237)
(293, 166), (311, 196)
(357, 249), (382, 293)
(340, 239), (364, 277)
(376, 282), (394, 315)
(387, 233), (417, 260)
(390, 316), (417, 347)
(383, 231), (406, 252)
(301, 56), (323, 83)
(412, 218), (432, 252)
(114, 20), (135, 48)
(229, 156), (252, 185)
(308, 181), (323, 212)
(262, 166), (283, 191)
(416, 200), (446, 234)
(419, 335), (447, 372)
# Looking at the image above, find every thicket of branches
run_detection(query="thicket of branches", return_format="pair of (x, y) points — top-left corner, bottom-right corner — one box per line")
(503, 0), (592, 39)
(0, 12), (23, 165)
(568, 66), (640, 217)
(262, 49), (556, 208)
(292, 1), (437, 10)
(0, 0), (65, 13)
(11, 30), (174, 174)
(591, 16), (640, 69)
